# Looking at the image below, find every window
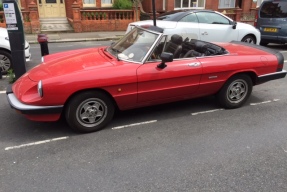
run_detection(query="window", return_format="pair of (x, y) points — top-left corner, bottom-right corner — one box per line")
(196, 12), (230, 24)
(102, 0), (113, 7)
(175, 0), (205, 9)
(218, 0), (235, 8)
(83, 0), (96, 7)
(260, 1), (287, 18)
(179, 13), (198, 23)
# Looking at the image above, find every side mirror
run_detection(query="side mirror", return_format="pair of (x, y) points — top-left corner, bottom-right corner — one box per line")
(232, 21), (237, 29)
(157, 52), (173, 69)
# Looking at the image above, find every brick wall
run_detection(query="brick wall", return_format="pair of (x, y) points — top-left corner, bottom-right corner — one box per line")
(205, 0), (219, 10)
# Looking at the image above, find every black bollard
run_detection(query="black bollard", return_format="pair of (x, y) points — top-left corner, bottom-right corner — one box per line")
(37, 34), (49, 56)
(0, 69), (2, 79)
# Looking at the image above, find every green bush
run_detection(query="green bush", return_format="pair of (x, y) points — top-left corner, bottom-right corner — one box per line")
(7, 69), (16, 84)
(0, 4), (3, 11)
(113, 0), (133, 9)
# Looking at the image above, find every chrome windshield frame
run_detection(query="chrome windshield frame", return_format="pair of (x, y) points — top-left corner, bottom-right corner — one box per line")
(107, 26), (164, 64)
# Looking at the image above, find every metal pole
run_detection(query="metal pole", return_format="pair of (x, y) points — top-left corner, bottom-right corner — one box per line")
(152, 0), (156, 26)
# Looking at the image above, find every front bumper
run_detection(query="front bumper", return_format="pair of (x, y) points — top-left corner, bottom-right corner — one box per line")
(257, 70), (287, 84)
(6, 85), (63, 115)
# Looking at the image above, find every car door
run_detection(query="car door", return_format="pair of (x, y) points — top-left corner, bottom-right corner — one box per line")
(175, 13), (200, 40)
(137, 58), (202, 103)
(196, 12), (239, 42)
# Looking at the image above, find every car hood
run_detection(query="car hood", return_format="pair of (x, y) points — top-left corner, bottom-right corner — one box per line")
(129, 20), (177, 29)
(28, 47), (113, 81)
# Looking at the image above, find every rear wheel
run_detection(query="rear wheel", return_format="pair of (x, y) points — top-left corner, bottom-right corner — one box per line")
(65, 91), (115, 133)
(0, 50), (12, 74)
(241, 35), (256, 44)
(260, 42), (268, 46)
(216, 74), (253, 109)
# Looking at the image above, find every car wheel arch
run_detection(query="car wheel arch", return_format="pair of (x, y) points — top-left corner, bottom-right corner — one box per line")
(216, 73), (254, 109)
(218, 71), (257, 93)
(0, 47), (11, 53)
(63, 88), (119, 114)
(241, 34), (257, 44)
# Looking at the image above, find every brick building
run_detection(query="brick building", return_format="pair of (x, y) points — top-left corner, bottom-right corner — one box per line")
(0, 0), (263, 33)
(142, 0), (264, 24)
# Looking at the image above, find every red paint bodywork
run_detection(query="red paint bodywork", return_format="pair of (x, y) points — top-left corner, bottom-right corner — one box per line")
(12, 43), (280, 121)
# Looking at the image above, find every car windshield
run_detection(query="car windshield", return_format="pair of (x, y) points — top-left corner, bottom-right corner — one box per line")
(108, 28), (160, 62)
(260, 1), (287, 18)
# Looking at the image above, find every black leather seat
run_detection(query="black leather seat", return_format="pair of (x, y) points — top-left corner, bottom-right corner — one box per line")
(183, 50), (203, 58)
(164, 34), (183, 59)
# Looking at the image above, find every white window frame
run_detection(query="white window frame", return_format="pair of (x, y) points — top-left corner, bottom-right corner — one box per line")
(218, 0), (236, 9)
(83, 0), (96, 8)
(101, 0), (113, 7)
(174, 0), (205, 10)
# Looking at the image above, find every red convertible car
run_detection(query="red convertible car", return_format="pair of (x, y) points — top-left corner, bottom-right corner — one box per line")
(6, 26), (287, 133)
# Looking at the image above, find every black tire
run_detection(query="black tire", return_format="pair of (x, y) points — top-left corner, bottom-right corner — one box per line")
(65, 91), (115, 133)
(0, 50), (12, 74)
(241, 35), (256, 44)
(260, 42), (268, 46)
(216, 74), (253, 109)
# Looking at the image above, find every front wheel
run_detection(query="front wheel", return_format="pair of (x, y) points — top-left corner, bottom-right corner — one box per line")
(65, 91), (115, 133)
(216, 74), (253, 109)
(241, 35), (256, 44)
(0, 50), (12, 74)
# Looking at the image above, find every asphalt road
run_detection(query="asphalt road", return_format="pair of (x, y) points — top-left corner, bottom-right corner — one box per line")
(0, 42), (287, 191)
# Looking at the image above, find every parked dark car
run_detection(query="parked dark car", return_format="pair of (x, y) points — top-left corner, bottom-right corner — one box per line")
(255, 0), (287, 46)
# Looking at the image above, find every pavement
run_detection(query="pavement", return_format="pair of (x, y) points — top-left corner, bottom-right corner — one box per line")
(25, 31), (126, 44)
(0, 31), (126, 91)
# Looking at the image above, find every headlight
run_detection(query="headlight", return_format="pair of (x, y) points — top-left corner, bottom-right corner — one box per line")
(37, 80), (43, 97)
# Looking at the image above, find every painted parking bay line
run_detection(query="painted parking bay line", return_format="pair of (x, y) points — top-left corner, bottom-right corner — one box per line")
(191, 109), (224, 116)
(5, 136), (69, 151)
(0, 91), (6, 94)
(250, 99), (280, 106)
(112, 120), (157, 130)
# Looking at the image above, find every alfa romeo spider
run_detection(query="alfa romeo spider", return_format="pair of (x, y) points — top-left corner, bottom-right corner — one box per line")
(6, 26), (287, 133)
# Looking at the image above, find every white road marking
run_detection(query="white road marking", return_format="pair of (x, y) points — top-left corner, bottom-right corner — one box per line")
(191, 109), (224, 116)
(112, 120), (157, 130)
(0, 91), (6, 94)
(250, 99), (279, 106)
(5, 136), (69, 151)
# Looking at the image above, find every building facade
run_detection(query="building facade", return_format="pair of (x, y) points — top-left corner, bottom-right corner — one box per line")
(0, 0), (263, 33)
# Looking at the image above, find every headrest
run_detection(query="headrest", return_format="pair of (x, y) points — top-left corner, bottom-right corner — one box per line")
(194, 41), (208, 53)
(170, 34), (183, 45)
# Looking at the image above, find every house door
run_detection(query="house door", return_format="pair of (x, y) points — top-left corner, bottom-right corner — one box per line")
(38, 0), (66, 18)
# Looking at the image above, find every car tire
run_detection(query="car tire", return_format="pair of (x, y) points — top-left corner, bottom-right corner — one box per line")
(241, 35), (256, 44)
(216, 74), (253, 109)
(65, 91), (115, 133)
(0, 50), (12, 74)
(260, 42), (268, 46)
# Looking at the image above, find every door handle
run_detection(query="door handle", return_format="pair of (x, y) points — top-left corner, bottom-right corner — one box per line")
(188, 62), (200, 67)
(201, 32), (208, 35)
